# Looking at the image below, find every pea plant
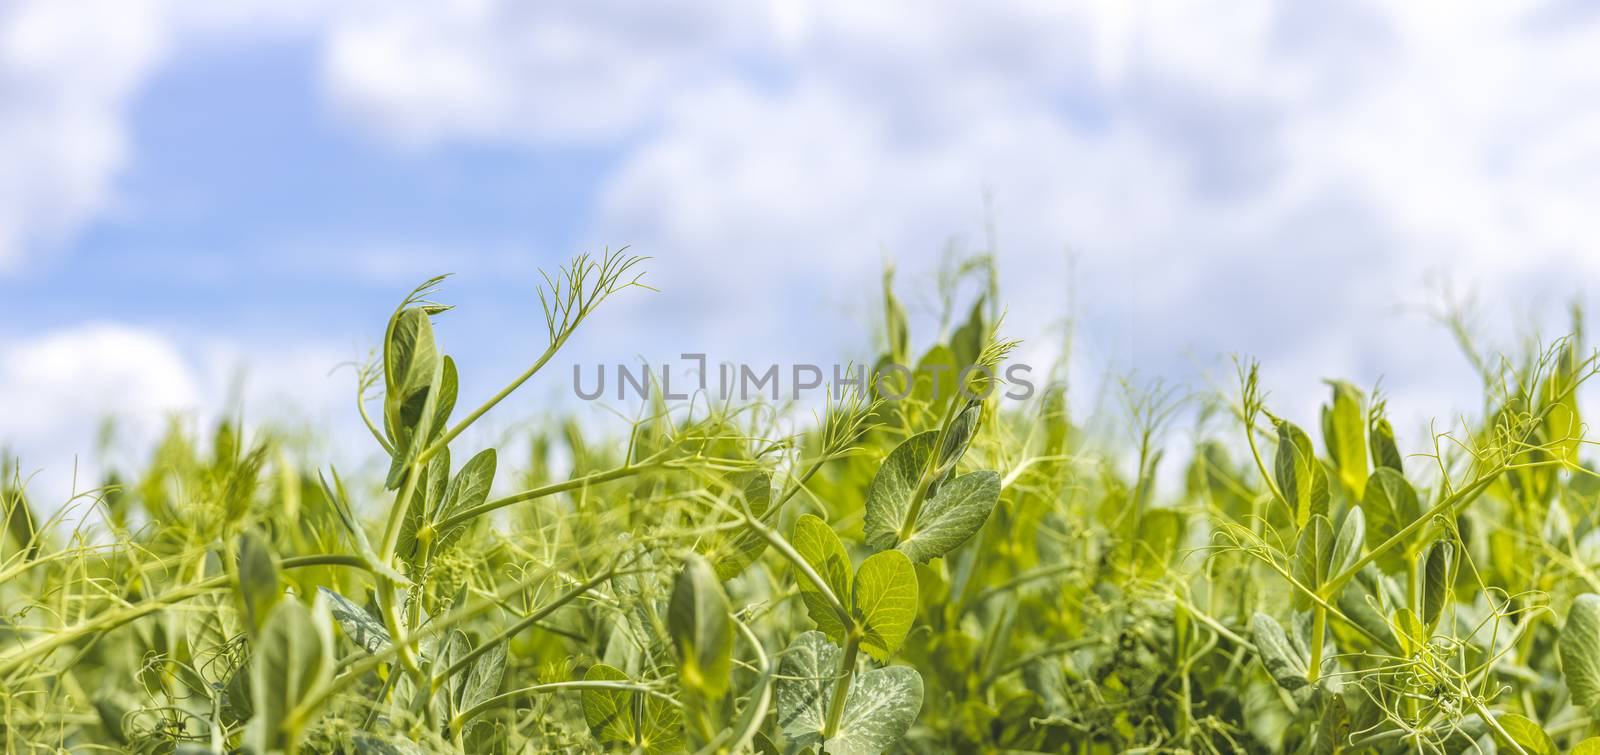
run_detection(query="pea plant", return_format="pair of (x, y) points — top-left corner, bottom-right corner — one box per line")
(8, 249), (1600, 755)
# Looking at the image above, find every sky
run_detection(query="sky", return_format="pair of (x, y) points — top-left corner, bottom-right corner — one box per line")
(5, 1), (1600, 504)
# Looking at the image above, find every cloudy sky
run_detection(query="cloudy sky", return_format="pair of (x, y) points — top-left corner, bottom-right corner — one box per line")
(5, 1), (1600, 503)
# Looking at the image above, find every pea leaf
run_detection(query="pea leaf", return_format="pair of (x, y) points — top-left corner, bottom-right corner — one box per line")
(706, 472), (773, 581)
(457, 641), (506, 729)
(1572, 737), (1600, 755)
(1422, 539), (1454, 629)
(1274, 419), (1329, 529)
(1369, 413), (1403, 473)
(830, 665), (924, 755)
(352, 733), (429, 755)
(434, 448), (496, 554)
(397, 449), (450, 570)
(1359, 468), (1420, 574)
(792, 514), (852, 643)
(1291, 514), (1334, 611)
(383, 307), (443, 489)
(1321, 380), (1369, 496)
(1493, 713), (1558, 755)
(852, 550), (918, 662)
(668, 553), (733, 699)
(863, 431), (1001, 563)
(1252, 613), (1309, 692)
(776, 631), (840, 749)
(1561, 594), (1600, 718)
(1329, 507), (1365, 580)
(582, 664), (637, 747)
(248, 597), (334, 753)
(774, 631), (923, 755)
(236, 530), (280, 635)
(317, 587), (390, 654)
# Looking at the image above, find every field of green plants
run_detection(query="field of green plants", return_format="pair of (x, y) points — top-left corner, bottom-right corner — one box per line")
(7, 249), (1600, 754)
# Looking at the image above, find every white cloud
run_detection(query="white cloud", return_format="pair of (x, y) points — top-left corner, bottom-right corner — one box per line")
(8, 0), (1600, 462)
(0, 323), (357, 509)
(0, 0), (167, 271)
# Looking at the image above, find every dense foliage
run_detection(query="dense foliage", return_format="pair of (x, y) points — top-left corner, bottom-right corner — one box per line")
(6, 250), (1600, 754)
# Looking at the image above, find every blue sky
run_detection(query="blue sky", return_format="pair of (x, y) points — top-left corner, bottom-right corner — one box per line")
(5, 1), (1600, 503)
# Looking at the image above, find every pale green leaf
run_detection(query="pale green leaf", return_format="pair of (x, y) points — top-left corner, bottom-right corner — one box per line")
(582, 663), (637, 747)
(1494, 713), (1557, 755)
(668, 553), (733, 699)
(776, 631), (839, 748)
(862, 428), (1001, 563)
(1274, 419), (1328, 528)
(236, 530), (280, 635)
(896, 471), (1000, 564)
(852, 550), (918, 662)
(1329, 507), (1365, 579)
(248, 597), (334, 753)
(317, 587), (389, 655)
(1320, 380), (1368, 495)
(1360, 468), (1420, 574)
(792, 514), (852, 644)
(434, 447), (496, 554)
(1561, 593), (1600, 718)
(1251, 613), (1309, 691)
(830, 665), (924, 755)
(1422, 539), (1454, 629)
(1291, 515), (1334, 611)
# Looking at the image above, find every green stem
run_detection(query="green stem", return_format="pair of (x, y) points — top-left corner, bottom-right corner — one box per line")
(1307, 605), (1326, 683)
(0, 554), (365, 676)
(823, 634), (861, 741)
(417, 331), (576, 468)
(448, 681), (672, 732)
(1320, 474), (1497, 600)
(436, 567), (617, 693)
(434, 462), (656, 533)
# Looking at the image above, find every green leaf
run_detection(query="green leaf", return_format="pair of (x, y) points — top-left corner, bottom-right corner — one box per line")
(431, 355), (458, 444)
(774, 631), (922, 755)
(668, 553), (734, 699)
(1359, 468), (1421, 574)
(383, 307), (443, 488)
(317, 587), (390, 655)
(863, 431), (1001, 563)
(1421, 539), (1454, 629)
(434, 447), (496, 554)
(248, 597), (334, 753)
(580, 664), (679, 752)
(1251, 613), (1309, 692)
(852, 550), (918, 662)
(897, 471), (1000, 564)
(351, 733), (429, 755)
(830, 665), (924, 755)
(1321, 381), (1369, 496)
(1369, 413), (1403, 473)
(1493, 713), (1558, 755)
(776, 631), (839, 749)
(457, 641), (506, 728)
(1291, 515), (1334, 611)
(1561, 594), (1600, 718)
(236, 530), (281, 635)
(792, 514), (852, 643)
(1274, 419), (1329, 529)
(1572, 737), (1600, 755)
(583, 663), (638, 747)
(1329, 507), (1365, 580)
(706, 472), (773, 581)
(1312, 693), (1349, 755)
(397, 449), (450, 570)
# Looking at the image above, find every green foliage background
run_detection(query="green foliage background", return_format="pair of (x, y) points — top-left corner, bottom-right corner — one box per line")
(5, 250), (1600, 755)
